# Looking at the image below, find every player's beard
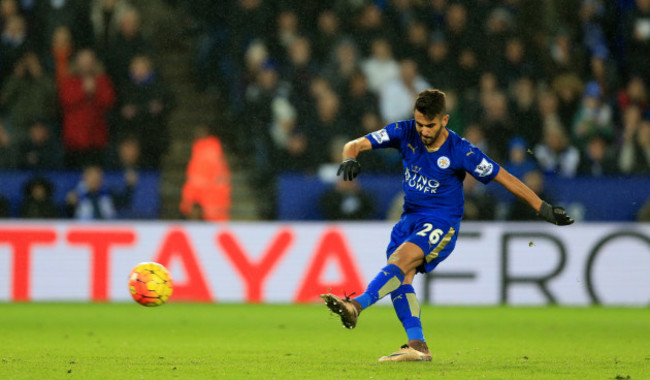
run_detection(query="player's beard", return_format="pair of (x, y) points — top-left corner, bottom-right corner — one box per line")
(420, 126), (443, 148)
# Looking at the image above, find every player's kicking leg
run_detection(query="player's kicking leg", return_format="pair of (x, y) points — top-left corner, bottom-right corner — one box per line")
(319, 293), (361, 329)
(321, 242), (422, 329)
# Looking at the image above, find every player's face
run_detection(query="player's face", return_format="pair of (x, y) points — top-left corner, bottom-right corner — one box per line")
(414, 110), (449, 148)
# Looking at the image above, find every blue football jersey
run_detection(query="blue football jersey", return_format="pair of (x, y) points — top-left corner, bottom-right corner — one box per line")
(365, 119), (500, 224)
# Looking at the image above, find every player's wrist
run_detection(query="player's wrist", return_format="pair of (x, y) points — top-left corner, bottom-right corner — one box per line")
(538, 201), (574, 226)
(539, 201), (553, 221)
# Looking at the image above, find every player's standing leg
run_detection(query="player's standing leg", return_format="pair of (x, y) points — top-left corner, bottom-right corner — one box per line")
(377, 280), (432, 362)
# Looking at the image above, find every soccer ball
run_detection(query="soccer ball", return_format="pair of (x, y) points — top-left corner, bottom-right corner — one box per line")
(128, 262), (173, 307)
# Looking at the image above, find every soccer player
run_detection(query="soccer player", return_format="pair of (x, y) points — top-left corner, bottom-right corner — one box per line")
(320, 89), (573, 362)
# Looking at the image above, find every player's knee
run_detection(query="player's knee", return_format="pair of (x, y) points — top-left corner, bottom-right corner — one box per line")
(388, 244), (424, 273)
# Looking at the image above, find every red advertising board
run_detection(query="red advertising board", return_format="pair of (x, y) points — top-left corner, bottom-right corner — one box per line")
(0, 222), (648, 305)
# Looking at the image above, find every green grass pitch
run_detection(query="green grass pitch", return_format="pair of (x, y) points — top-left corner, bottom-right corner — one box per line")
(0, 303), (648, 379)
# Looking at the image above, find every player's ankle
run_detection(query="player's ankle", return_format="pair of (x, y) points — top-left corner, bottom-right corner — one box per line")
(350, 299), (363, 314)
(408, 339), (430, 354)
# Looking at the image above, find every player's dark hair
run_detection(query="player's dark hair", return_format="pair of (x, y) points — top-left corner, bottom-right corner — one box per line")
(414, 89), (446, 119)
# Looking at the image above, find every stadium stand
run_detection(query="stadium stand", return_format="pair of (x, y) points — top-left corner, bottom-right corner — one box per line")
(1, 0), (649, 221)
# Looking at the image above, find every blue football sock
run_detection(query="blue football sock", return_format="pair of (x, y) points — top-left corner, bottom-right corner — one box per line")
(391, 284), (425, 342)
(354, 264), (405, 310)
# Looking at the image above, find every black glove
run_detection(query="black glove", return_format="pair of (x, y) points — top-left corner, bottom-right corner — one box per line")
(337, 158), (361, 181)
(539, 201), (574, 226)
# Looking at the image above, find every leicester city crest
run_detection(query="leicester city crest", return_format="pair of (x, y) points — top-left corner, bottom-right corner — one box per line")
(437, 156), (450, 169)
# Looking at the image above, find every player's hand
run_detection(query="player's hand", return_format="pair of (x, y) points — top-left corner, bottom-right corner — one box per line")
(337, 158), (361, 181)
(539, 202), (574, 226)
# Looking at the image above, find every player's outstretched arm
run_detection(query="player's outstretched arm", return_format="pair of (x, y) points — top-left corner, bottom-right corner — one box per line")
(337, 137), (372, 181)
(493, 168), (574, 225)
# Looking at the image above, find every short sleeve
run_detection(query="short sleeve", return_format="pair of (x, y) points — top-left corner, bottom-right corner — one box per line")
(365, 122), (404, 149)
(461, 142), (501, 184)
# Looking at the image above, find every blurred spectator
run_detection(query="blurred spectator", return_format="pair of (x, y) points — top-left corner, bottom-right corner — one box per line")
(361, 37), (399, 94)
(422, 32), (458, 91)
(572, 81), (614, 147)
(16, 120), (62, 169)
(483, 7), (515, 68)
(0, 0), (20, 30)
(510, 77), (542, 146)
(0, 15), (31, 85)
(321, 38), (359, 93)
(228, 0), (271, 66)
(341, 69), (378, 130)
(192, 0), (232, 93)
(242, 60), (285, 177)
(497, 37), (538, 87)
(398, 20), (429, 68)
(231, 39), (270, 112)
(463, 175), (496, 221)
(508, 170), (551, 220)
(353, 4), (388, 56)
(443, 3), (477, 61)
(617, 76), (650, 118)
(577, 131), (619, 176)
(1, 52), (57, 138)
(543, 28), (586, 79)
(105, 134), (141, 170)
(45, 25), (74, 83)
(0, 121), (14, 168)
(480, 90), (514, 163)
(115, 55), (174, 168)
(619, 117), (650, 175)
(456, 47), (481, 94)
(624, 0), (650, 82)
(504, 137), (538, 180)
(65, 164), (137, 220)
(268, 9), (300, 65)
(283, 37), (318, 118)
(589, 44), (618, 96)
(269, 96), (312, 175)
(90, 0), (131, 50)
(104, 6), (150, 88)
(379, 59), (430, 123)
(319, 177), (374, 220)
(59, 49), (115, 168)
(534, 122), (580, 177)
(537, 90), (567, 141)
(552, 73), (584, 131)
(577, 0), (609, 57)
(180, 124), (231, 221)
(19, 177), (58, 218)
(304, 90), (348, 165)
(311, 9), (343, 65)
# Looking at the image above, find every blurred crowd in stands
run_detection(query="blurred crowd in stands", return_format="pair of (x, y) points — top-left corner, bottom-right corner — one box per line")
(0, 0), (174, 219)
(3, 0), (650, 221)
(181, 0), (650, 220)
(0, 0), (174, 171)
